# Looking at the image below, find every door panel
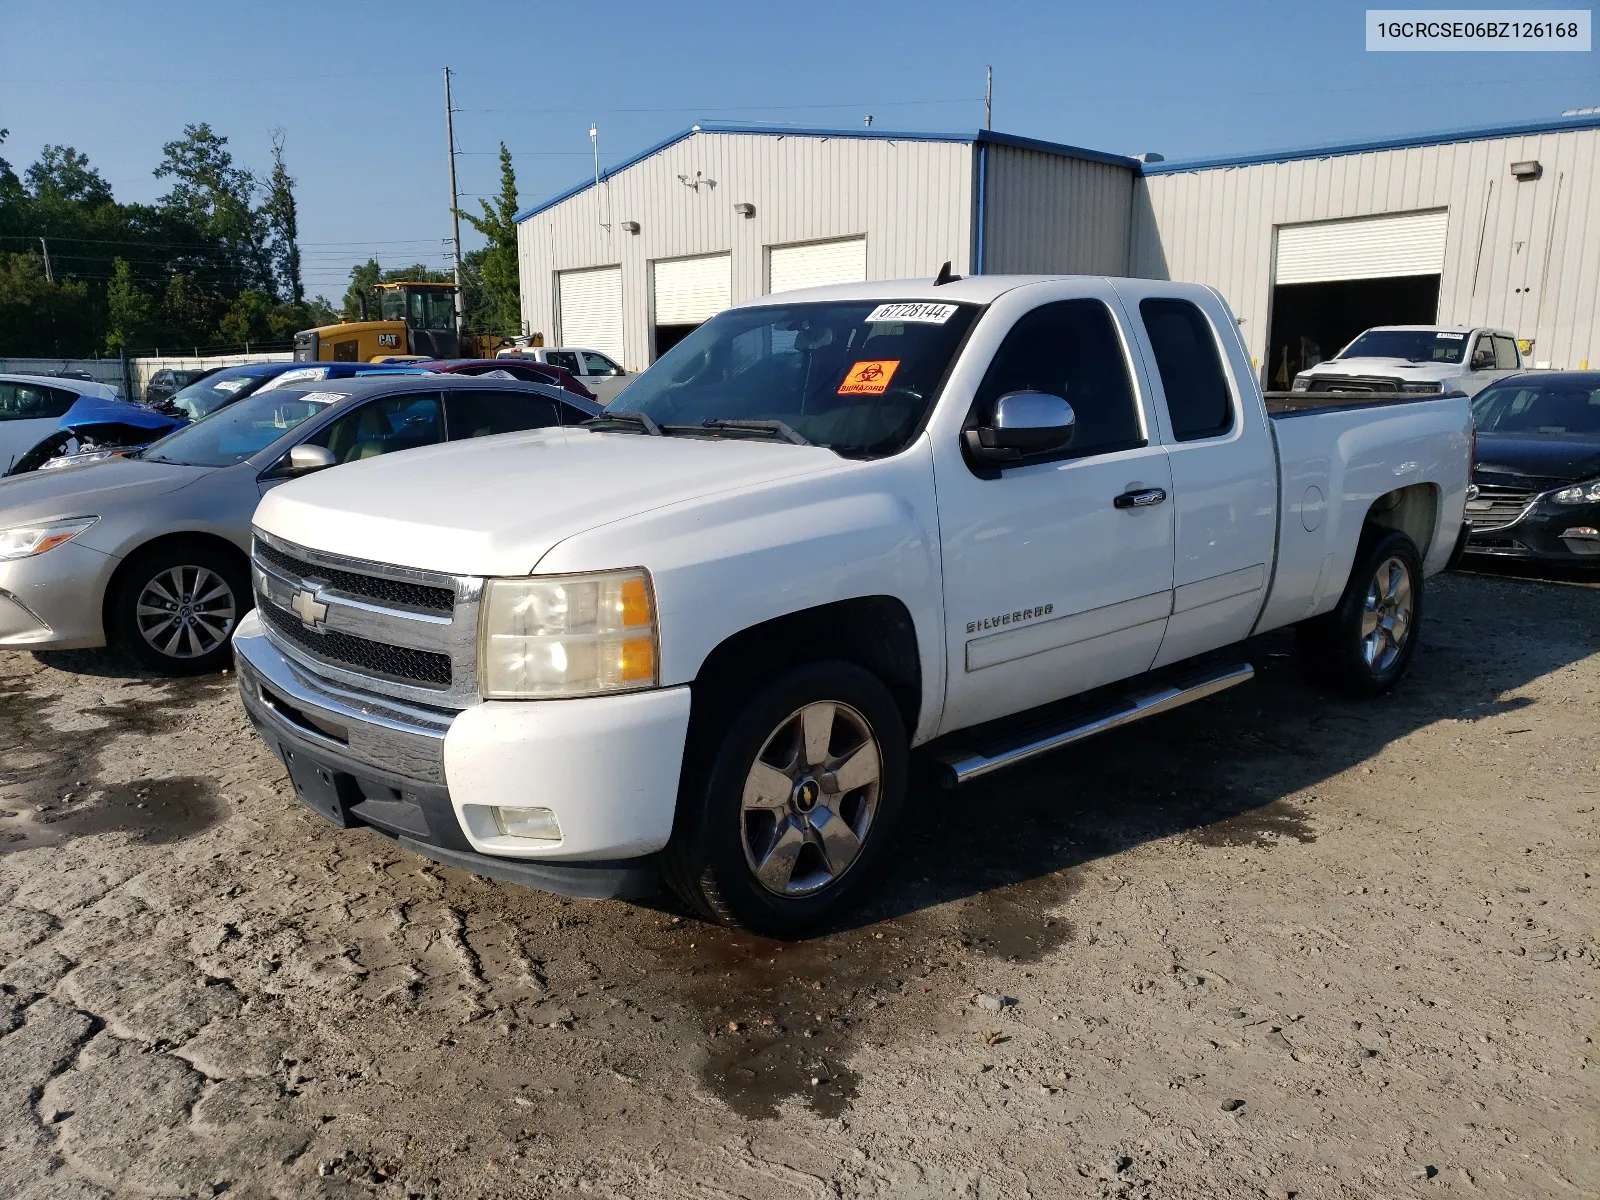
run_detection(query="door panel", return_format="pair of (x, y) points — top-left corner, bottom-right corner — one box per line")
(934, 291), (1176, 734)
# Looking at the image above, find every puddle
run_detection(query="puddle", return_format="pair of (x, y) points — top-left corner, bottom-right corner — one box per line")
(704, 1034), (860, 1120)
(0, 776), (219, 852)
(1186, 798), (1316, 848)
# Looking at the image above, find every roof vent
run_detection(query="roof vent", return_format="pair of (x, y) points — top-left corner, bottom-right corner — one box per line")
(1136, 152), (1165, 163)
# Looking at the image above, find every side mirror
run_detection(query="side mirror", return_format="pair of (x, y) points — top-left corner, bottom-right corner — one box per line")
(285, 444), (337, 475)
(1471, 349), (1495, 370)
(964, 391), (1076, 465)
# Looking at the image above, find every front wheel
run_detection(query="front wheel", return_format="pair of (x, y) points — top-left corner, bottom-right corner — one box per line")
(664, 661), (909, 938)
(112, 541), (250, 675)
(1297, 527), (1424, 697)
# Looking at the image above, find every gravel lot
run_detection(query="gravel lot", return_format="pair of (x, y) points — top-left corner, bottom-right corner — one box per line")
(1, 568), (1596, 1200)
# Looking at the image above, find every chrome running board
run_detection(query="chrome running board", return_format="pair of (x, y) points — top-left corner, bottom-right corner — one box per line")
(932, 663), (1255, 787)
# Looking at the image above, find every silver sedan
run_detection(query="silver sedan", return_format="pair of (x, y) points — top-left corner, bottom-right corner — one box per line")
(0, 374), (598, 674)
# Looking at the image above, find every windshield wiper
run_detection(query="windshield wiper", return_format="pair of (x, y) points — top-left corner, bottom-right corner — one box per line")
(584, 410), (662, 436)
(680, 418), (812, 446)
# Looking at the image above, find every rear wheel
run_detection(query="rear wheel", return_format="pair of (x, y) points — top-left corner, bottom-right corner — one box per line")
(112, 541), (250, 675)
(1297, 528), (1423, 697)
(664, 661), (908, 938)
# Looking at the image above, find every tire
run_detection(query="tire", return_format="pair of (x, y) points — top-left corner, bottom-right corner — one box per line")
(112, 540), (251, 676)
(663, 660), (909, 938)
(1296, 527), (1424, 697)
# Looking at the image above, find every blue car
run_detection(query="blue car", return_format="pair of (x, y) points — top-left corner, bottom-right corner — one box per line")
(4, 361), (427, 476)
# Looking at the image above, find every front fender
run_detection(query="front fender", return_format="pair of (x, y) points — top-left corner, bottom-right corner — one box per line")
(533, 440), (947, 743)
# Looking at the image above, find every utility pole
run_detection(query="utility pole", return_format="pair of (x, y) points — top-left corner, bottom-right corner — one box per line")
(38, 236), (53, 283)
(985, 65), (993, 130)
(444, 66), (464, 334)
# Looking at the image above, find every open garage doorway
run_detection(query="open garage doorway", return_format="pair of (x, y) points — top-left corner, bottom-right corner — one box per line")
(1266, 275), (1440, 386)
(1266, 210), (1448, 387)
(652, 253), (730, 361)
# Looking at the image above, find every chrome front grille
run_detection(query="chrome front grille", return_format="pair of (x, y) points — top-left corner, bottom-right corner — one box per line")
(251, 529), (482, 710)
(1465, 484), (1536, 530)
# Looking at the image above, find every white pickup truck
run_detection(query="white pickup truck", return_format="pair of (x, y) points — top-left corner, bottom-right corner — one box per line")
(234, 274), (1472, 936)
(1292, 324), (1523, 398)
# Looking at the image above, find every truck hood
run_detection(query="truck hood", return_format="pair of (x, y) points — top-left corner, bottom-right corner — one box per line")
(1305, 358), (1462, 382)
(0, 456), (208, 525)
(1473, 433), (1600, 487)
(253, 427), (849, 576)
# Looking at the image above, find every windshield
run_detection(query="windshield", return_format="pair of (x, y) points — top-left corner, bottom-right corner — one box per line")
(141, 390), (342, 467)
(1338, 330), (1467, 364)
(1472, 382), (1600, 437)
(169, 371), (266, 419)
(610, 300), (978, 457)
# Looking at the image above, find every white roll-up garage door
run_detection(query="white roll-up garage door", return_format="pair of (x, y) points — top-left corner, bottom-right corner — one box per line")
(557, 266), (623, 360)
(1275, 210), (1449, 285)
(768, 237), (868, 294)
(652, 254), (731, 325)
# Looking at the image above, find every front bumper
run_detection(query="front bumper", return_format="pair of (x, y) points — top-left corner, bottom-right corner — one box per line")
(0, 539), (116, 649)
(1465, 501), (1600, 563)
(232, 612), (692, 899)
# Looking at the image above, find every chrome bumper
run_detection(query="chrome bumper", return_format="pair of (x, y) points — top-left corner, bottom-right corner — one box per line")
(232, 611), (456, 785)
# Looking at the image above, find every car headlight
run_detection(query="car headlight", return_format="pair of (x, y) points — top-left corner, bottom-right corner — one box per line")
(1291, 374), (1311, 392)
(0, 517), (99, 560)
(1551, 480), (1600, 504)
(478, 568), (658, 698)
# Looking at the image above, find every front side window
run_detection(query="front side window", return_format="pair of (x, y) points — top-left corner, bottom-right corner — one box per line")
(0, 382), (77, 422)
(546, 351), (580, 372)
(1472, 384), (1600, 436)
(1493, 336), (1521, 369)
(1139, 298), (1233, 442)
(310, 393), (443, 463)
(971, 300), (1142, 460)
(1338, 330), (1467, 364)
(614, 300), (980, 458)
(140, 391), (342, 467)
(443, 390), (560, 439)
(581, 351), (618, 375)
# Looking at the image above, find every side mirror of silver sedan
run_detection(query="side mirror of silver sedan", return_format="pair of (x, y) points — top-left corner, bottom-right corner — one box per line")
(285, 444), (337, 475)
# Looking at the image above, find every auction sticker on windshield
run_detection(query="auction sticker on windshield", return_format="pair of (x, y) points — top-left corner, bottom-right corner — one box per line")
(839, 360), (901, 395)
(865, 302), (959, 324)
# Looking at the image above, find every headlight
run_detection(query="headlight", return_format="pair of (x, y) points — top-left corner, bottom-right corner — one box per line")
(478, 568), (658, 698)
(0, 517), (98, 560)
(1401, 381), (1444, 395)
(1291, 374), (1311, 392)
(1551, 480), (1600, 504)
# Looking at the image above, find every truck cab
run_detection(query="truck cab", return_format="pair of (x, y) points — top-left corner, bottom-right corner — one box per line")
(293, 283), (464, 364)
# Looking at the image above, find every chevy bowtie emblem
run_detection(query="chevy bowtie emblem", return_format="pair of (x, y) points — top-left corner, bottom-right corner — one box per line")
(289, 588), (329, 630)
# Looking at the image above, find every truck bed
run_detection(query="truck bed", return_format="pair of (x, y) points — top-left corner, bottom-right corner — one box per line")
(1263, 389), (1467, 417)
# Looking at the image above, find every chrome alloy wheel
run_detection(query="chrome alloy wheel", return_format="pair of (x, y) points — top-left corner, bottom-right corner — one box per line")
(739, 700), (883, 897)
(1360, 555), (1413, 672)
(135, 565), (238, 660)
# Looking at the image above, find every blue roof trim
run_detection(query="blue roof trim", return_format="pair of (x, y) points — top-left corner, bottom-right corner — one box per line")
(513, 122), (1140, 222)
(1143, 112), (1600, 175)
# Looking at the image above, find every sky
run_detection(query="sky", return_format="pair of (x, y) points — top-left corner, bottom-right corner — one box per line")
(3, 0), (1595, 300)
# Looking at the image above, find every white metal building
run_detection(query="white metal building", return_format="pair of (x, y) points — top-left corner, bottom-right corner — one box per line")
(516, 113), (1600, 378)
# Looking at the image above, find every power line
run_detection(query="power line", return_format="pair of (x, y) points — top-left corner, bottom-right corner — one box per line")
(454, 96), (986, 115)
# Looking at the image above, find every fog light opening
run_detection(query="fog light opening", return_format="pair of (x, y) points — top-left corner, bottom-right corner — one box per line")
(1560, 527), (1600, 540)
(491, 805), (562, 841)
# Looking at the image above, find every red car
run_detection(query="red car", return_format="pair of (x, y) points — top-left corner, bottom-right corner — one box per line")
(421, 358), (596, 401)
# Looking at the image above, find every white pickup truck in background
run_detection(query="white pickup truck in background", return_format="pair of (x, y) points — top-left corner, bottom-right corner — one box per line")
(1292, 324), (1523, 397)
(234, 274), (1472, 936)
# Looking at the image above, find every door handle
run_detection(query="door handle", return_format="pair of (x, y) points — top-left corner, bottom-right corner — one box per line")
(1114, 487), (1167, 509)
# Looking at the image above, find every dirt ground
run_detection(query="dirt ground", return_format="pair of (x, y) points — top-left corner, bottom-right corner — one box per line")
(0, 567), (1595, 1200)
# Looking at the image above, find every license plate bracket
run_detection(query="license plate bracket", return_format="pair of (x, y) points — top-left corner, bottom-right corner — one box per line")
(282, 744), (352, 828)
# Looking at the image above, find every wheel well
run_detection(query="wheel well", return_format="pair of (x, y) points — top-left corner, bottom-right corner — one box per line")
(1364, 484), (1439, 558)
(101, 532), (251, 642)
(692, 596), (922, 738)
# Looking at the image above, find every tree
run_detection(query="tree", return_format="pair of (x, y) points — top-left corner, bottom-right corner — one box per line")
(0, 252), (93, 356)
(0, 129), (21, 204)
(264, 130), (303, 303)
(155, 123), (271, 292)
(105, 257), (154, 352)
(460, 142), (521, 337)
(25, 145), (112, 206)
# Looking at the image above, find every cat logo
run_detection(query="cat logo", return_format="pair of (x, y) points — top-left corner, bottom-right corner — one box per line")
(377, 332), (401, 349)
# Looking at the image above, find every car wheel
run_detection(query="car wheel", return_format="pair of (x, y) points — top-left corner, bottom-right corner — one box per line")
(663, 660), (908, 938)
(1296, 528), (1424, 698)
(112, 541), (251, 676)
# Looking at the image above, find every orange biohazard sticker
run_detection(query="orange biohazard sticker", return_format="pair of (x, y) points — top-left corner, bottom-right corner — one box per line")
(838, 360), (900, 395)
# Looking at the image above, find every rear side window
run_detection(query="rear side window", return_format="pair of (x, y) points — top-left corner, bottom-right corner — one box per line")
(973, 300), (1142, 460)
(1139, 299), (1233, 442)
(1493, 336), (1520, 369)
(0, 382), (77, 421)
(444, 390), (561, 439)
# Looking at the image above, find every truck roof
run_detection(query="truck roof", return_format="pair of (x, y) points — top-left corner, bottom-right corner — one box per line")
(1361, 324), (1514, 336)
(735, 274), (1220, 309)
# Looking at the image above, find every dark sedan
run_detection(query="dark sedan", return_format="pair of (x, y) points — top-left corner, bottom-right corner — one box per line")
(1465, 372), (1600, 564)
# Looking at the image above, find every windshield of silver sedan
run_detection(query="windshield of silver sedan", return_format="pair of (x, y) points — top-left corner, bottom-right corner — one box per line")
(139, 391), (341, 468)
(596, 300), (979, 458)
